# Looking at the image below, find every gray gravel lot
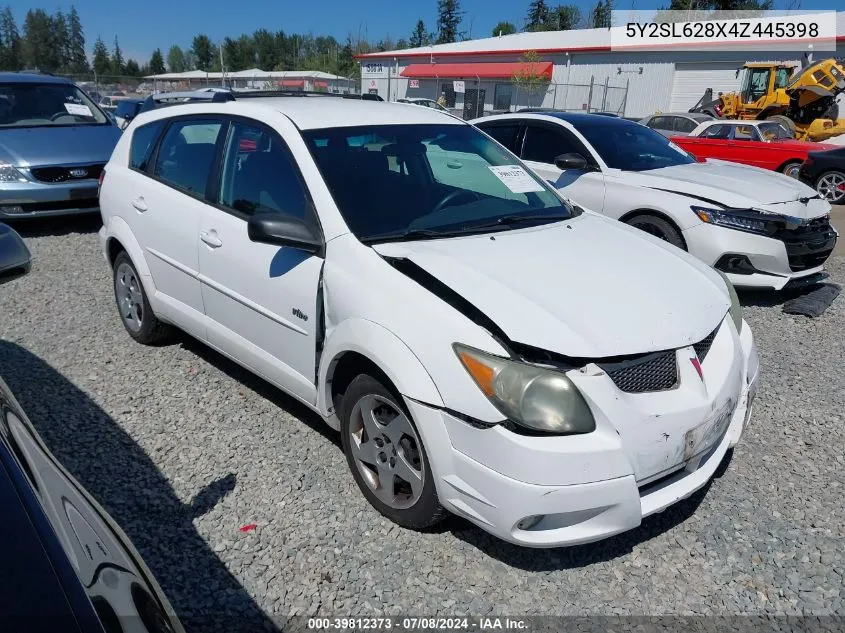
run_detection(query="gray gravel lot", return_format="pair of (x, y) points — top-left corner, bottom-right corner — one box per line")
(0, 217), (842, 629)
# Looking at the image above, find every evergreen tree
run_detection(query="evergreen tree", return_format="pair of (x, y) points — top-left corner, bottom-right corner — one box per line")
(68, 6), (88, 72)
(149, 48), (165, 74)
(590, 0), (612, 28)
(0, 8), (22, 70)
(111, 36), (124, 74)
(492, 21), (517, 36)
(550, 5), (582, 30)
(253, 28), (277, 70)
(124, 59), (140, 76)
(191, 34), (213, 71)
(525, 0), (550, 31)
(21, 9), (57, 71)
(436, 0), (463, 44)
(53, 10), (70, 71)
(409, 20), (431, 48)
(92, 36), (110, 76)
(166, 45), (185, 72)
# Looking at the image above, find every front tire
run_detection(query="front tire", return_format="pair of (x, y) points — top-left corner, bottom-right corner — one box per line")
(340, 374), (447, 530)
(815, 170), (845, 204)
(112, 251), (173, 345)
(624, 213), (686, 250)
(780, 160), (802, 179)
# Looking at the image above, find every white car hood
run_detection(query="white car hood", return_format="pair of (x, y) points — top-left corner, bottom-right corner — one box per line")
(373, 214), (729, 358)
(616, 160), (830, 219)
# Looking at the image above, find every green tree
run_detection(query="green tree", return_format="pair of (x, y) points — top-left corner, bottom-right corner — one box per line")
(550, 5), (582, 30)
(253, 28), (277, 70)
(237, 34), (255, 68)
(53, 10), (70, 71)
(409, 19), (431, 48)
(436, 0), (463, 44)
(512, 50), (550, 95)
(222, 37), (240, 71)
(337, 35), (355, 77)
(492, 21), (517, 36)
(590, 0), (612, 28)
(67, 6), (88, 72)
(167, 45), (186, 72)
(124, 58), (140, 76)
(149, 48), (165, 74)
(92, 36), (110, 76)
(0, 8), (22, 70)
(191, 34), (214, 71)
(525, 0), (550, 31)
(111, 36), (124, 74)
(665, 0), (772, 9)
(21, 9), (57, 71)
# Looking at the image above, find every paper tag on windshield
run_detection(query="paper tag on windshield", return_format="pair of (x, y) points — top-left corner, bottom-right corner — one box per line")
(488, 165), (544, 193)
(64, 103), (92, 116)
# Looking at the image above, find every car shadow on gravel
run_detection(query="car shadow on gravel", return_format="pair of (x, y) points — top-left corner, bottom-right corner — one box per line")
(7, 215), (102, 238)
(176, 334), (341, 449)
(449, 450), (735, 571)
(0, 341), (279, 633)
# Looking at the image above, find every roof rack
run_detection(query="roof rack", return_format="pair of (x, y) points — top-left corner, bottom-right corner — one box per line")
(137, 88), (385, 114)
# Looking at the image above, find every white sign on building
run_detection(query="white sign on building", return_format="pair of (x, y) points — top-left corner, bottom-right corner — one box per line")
(453, 80), (465, 93)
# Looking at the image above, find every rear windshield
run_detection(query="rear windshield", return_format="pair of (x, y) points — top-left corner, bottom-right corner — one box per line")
(575, 121), (697, 171)
(0, 82), (107, 128)
(301, 123), (573, 241)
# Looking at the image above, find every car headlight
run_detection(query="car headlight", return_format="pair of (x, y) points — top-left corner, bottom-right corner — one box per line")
(692, 205), (779, 236)
(716, 270), (743, 333)
(453, 344), (596, 435)
(0, 163), (27, 183)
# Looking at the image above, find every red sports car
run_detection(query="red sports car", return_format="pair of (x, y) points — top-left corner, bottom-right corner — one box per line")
(670, 120), (837, 179)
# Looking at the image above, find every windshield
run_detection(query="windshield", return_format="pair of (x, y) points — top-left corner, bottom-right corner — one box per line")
(302, 124), (574, 242)
(0, 82), (107, 128)
(575, 122), (697, 171)
(758, 122), (793, 140)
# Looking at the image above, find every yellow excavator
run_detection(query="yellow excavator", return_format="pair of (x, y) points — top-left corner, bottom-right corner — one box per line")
(689, 58), (845, 142)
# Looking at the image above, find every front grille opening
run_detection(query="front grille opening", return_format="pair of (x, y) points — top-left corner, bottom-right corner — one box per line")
(693, 324), (719, 362)
(30, 163), (105, 183)
(599, 351), (678, 394)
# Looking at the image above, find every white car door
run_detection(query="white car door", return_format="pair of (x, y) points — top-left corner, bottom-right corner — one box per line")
(518, 122), (607, 213)
(126, 116), (225, 336)
(197, 117), (324, 406)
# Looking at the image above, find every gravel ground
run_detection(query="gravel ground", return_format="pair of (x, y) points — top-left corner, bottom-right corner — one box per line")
(0, 217), (843, 629)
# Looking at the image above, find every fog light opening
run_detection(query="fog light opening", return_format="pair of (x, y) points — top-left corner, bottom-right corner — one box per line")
(714, 254), (756, 275)
(516, 515), (544, 531)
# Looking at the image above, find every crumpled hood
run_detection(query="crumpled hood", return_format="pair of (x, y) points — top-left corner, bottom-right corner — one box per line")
(373, 214), (729, 358)
(0, 125), (120, 167)
(614, 160), (830, 219)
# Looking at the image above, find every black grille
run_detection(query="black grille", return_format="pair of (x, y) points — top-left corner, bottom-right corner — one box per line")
(773, 217), (837, 272)
(601, 351), (678, 394)
(30, 163), (105, 183)
(693, 326), (719, 362)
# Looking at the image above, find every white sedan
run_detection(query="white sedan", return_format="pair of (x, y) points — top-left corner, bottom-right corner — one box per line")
(99, 96), (758, 547)
(472, 112), (838, 290)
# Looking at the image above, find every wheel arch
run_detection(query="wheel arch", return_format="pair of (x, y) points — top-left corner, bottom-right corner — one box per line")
(775, 158), (804, 174)
(317, 319), (444, 431)
(618, 208), (688, 249)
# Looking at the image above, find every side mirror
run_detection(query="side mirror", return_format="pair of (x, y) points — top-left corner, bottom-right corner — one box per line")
(554, 153), (589, 171)
(247, 212), (322, 254)
(0, 223), (32, 285)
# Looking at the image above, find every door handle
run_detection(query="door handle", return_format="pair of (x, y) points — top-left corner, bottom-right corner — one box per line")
(131, 197), (147, 212)
(200, 230), (223, 248)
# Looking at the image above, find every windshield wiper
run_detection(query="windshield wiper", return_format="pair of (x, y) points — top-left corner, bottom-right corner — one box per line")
(466, 213), (571, 230)
(360, 228), (460, 244)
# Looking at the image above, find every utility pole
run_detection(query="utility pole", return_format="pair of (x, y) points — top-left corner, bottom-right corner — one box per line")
(219, 44), (225, 87)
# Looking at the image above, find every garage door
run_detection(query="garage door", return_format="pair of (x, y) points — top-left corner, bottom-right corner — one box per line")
(670, 62), (743, 112)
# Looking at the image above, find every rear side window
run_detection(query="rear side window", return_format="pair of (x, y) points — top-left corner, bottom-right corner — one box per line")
(153, 119), (223, 197)
(129, 120), (165, 171)
(522, 125), (585, 164)
(673, 117), (697, 133)
(648, 116), (669, 130)
(482, 124), (520, 153)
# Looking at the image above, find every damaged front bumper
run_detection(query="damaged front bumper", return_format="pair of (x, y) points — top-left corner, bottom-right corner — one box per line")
(410, 319), (759, 548)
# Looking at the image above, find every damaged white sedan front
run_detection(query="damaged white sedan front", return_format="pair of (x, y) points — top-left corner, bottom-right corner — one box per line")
(99, 98), (759, 548)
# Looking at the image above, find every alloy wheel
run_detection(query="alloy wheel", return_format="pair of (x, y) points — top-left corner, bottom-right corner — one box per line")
(348, 394), (425, 510)
(115, 262), (144, 332)
(817, 172), (845, 204)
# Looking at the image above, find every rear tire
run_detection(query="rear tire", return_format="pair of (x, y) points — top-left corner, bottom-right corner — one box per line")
(780, 160), (802, 179)
(767, 115), (796, 136)
(340, 374), (447, 530)
(112, 252), (173, 345)
(624, 213), (686, 250)
(815, 170), (845, 204)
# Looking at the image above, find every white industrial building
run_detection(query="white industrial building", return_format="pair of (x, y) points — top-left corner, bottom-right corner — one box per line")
(143, 69), (356, 93)
(357, 11), (845, 118)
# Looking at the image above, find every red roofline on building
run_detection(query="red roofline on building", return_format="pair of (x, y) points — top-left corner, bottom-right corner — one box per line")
(355, 34), (845, 60)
